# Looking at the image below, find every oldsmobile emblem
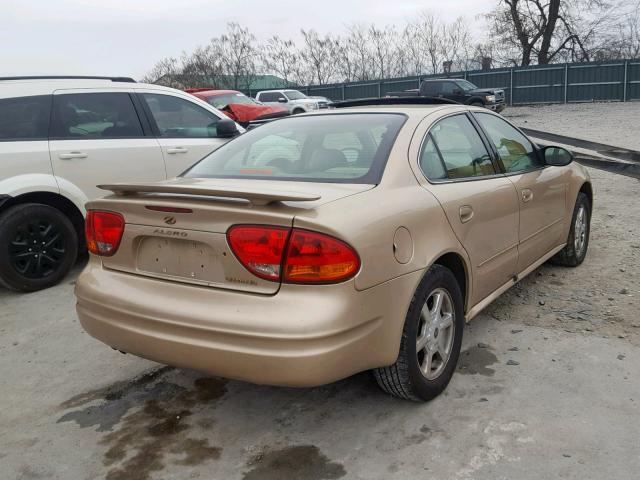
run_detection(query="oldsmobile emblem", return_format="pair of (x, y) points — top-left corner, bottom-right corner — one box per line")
(163, 216), (177, 225)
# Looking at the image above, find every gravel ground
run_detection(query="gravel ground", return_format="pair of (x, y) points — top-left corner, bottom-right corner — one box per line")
(504, 102), (640, 150)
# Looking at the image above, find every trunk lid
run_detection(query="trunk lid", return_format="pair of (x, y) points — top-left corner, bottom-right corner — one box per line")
(90, 178), (372, 294)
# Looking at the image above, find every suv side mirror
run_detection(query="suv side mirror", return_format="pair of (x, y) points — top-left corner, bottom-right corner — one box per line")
(278, 97), (288, 103)
(215, 118), (240, 138)
(543, 146), (573, 166)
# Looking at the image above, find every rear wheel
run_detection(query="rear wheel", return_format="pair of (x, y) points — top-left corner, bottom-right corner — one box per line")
(0, 203), (78, 292)
(374, 265), (464, 401)
(292, 108), (305, 115)
(551, 192), (590, 267)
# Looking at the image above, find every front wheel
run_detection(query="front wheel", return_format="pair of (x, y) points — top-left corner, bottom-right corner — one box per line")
(0, 203), (78, 292)
(374, 265), (464, 401)
(551, 192), (590, 267)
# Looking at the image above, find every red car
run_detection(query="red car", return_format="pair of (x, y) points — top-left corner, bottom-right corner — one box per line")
(186, 89), (289, 126)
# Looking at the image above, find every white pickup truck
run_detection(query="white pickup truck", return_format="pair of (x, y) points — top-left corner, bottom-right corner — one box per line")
(255, 89), (332, 114)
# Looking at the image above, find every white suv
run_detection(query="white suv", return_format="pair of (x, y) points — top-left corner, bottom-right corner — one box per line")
(0, 76), (241, 292)
(255, 89), (331, 114)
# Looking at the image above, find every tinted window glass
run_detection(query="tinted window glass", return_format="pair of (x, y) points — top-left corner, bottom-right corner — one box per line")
(143, 93), (220, 138)
(430, 115), (495, 179)
(184, 113), (406, 184)
(421, 82), (438, 96)
(52, 93), (143, 139)
(259, 92), (279, 102)
(419, 134), (447, 180)
(440, 82), (456, 95)
(475, 113), (543, 173)
(0, 95), (51, 141)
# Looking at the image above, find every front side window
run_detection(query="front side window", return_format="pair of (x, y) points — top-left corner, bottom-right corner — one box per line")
(474, 113), (543, 173)
(456, 80), (478, 91)
(427, 115), (495, 179)
(0, 95), (51, 141)
(184, 113), (406, 184)
(52, 93), (143, 139)
(440, 82), (457, 95)
(143, 93), (220, 138)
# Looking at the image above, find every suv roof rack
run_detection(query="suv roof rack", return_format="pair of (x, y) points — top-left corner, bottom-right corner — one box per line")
(0, 76), (136, 83)
(333, 97), (459, 108)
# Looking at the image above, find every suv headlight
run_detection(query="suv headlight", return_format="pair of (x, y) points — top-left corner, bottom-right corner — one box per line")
(485, 95), (496, 103)
(306, 102), (319, 110)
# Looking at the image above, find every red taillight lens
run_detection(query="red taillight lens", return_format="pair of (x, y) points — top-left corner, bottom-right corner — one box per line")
(227, 225), (360, 284)
(284, 229), (360, 283)
(85, 211), (125, 256)
(227, 225), (290, 281)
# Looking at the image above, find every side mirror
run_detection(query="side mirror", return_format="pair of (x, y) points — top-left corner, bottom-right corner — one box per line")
(543, 145), (573, 166)
(215, 118), (240, 138)
(278, 97), (288, 103)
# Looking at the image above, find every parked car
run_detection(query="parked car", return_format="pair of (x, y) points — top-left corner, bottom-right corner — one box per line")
(185, 88), (289, 127)
(0, 75), (242, 292)
(255, 89), (332, 114)
(387, 78), (506, 112)
(75, 99), (591, 401)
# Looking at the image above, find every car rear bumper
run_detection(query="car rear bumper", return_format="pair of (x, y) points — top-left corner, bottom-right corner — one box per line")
(75, 259), (422, 387)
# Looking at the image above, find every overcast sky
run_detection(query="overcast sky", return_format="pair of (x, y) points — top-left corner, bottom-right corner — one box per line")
(2, 0), (495, 80)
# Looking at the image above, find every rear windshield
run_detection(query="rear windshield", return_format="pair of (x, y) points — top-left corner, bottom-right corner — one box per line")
(183, 113), (406, 184)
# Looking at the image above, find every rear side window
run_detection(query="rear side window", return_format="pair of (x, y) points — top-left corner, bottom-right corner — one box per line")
(474, 113), (543, 173)
(258, 92), (279, 102)
(420, 82), (439, 96)
(426, 114), (495, 179)
(0, 95), (51, 141)
(142, 93), (220, 138)
(184, 113), (406, 184)
(52, 93), (143, 139)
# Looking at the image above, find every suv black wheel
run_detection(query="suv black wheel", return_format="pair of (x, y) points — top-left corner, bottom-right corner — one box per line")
(0, 203), (78, 292)
(373, 264), (464, 401)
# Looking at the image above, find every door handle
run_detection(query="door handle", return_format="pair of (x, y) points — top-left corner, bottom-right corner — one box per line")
(522, 189), (534, 203)
(166, 147), (188, 154)
(58, 152), (88, 160)
(459, 205), (474, 223)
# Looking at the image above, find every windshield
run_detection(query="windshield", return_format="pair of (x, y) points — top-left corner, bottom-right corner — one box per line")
(207, 93), (255, 109)
(183, 113), (406, 184)
(284, 90), (307, 100)
(456, 80), (479, 91)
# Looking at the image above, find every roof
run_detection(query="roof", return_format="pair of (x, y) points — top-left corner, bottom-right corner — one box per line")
(186, 89), (240, 97)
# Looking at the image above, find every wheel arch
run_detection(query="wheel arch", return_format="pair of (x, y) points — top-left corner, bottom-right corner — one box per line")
(0, 191), (85, 245)
(431, 251), (470, 312)
(579, 181), (593, 209)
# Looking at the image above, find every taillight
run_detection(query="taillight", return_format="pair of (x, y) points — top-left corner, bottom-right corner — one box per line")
(85, 210), (125, 256)
(283, 229), (360, 283)
(226, 225), (360, 284)
(227, 225), (290, 281)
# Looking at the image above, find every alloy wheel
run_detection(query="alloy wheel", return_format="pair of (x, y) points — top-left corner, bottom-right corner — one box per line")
(416, 288), (456, 380)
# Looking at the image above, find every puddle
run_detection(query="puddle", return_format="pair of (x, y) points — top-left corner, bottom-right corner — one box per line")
(243, 445), (346, 480)
(58, 368), (227, 480)
(457, 346), (498, 376)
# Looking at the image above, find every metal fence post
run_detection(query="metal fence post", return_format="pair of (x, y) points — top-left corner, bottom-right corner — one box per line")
(417, 76), (421, 89)
(564, 64), (568, 104)
(509, 68), (514, 106)
(378, 82), (382, 98)
(342, 84), (346, 101)
(623, 60), (628, 102)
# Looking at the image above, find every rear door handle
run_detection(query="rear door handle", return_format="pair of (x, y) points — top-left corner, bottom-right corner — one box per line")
(459, 205), (474, 223)
(58, 152), (88, 160)
(522, 189), (534, 203)
(166, 147), (188, 154)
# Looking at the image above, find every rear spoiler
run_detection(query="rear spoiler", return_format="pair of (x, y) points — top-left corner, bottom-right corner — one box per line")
(98, 182), (321, 206)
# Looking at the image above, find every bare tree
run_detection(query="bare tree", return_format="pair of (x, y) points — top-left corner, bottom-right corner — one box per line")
(300, 29), (339, 84)
(180, 45), (223, 88)
(263, 36), (299, 85)
(218, 22), (258, 90)
(140, 57), (182, 86)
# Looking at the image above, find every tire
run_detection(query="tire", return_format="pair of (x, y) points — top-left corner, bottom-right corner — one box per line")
(374, 264), (464, 401)
(0, 203), (78, 292)
(550, 192), (590, 267)
(292, 108), (305, 115)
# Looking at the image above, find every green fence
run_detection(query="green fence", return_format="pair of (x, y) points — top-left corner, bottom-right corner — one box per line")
(247, 60), (640, 104)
